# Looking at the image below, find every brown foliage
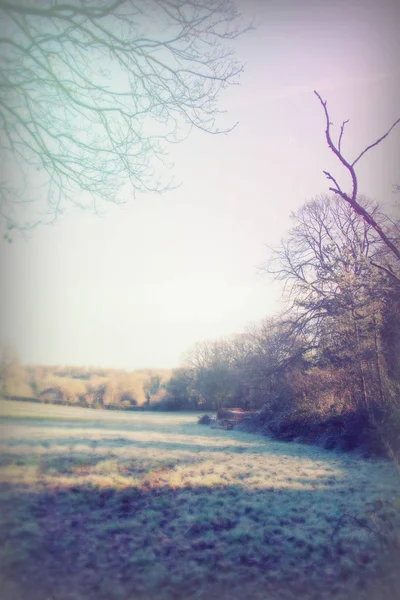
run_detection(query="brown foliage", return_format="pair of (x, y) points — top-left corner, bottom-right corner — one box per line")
(288, 367), (356, 417)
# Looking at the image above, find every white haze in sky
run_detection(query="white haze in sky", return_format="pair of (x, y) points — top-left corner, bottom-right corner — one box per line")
(0, 0), (399, 369)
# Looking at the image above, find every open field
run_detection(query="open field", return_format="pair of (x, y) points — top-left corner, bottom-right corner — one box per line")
(0, 399), (399, 600)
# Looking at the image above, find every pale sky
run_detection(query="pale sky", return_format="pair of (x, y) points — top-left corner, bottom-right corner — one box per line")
(0, 0), (399, 370)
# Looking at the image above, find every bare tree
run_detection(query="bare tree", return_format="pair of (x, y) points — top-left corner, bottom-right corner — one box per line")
(0, 0), (246, 234)
(264, 195), (397, 413)
(265, 196), (387, 337)
(314, 91), (400, 264)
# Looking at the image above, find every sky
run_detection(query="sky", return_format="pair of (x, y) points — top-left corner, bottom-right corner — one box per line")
(0, 0), (399, 370)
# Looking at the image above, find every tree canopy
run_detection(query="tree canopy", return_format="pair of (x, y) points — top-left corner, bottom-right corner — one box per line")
(0, 0), (245, 233)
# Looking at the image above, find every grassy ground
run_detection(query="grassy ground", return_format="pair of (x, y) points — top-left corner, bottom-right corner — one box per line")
(0, 399), (399, 600)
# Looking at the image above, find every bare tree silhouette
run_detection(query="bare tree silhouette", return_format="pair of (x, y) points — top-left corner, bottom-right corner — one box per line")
(0, 0), (246, 234)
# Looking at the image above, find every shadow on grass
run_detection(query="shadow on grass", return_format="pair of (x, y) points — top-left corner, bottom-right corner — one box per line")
(0, 478), (397, 600)
(0, 450), (202, 477)
(1, 417), (351, 462)
(3, 436), (279, 456)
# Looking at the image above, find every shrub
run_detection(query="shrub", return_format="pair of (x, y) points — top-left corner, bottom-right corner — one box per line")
(198, 415), (212, 425)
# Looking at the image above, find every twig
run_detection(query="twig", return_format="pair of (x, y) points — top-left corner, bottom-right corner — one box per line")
(338, 119), (349, 154)
(352, 118), (400, 167)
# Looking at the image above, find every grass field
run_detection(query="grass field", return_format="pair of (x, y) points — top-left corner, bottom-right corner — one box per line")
(0, 399), (399, 600)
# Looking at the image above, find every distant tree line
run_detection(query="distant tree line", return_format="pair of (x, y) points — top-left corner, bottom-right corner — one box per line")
(0, 355), (169, 410)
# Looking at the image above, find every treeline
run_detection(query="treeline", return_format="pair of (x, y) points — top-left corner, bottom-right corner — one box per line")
(0, 356), (170, 409)
(1, 196), (399, 455)
(159, 195), (400, 457)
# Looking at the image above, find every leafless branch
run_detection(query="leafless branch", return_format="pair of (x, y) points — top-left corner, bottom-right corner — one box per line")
(322, 170), (343, 196)
(338, 119), (349, 154)
(352, 118), (400, 167)
(369, 260), (400, 284)
(0, 0), (247, 233)
(314, 90), (400, 262)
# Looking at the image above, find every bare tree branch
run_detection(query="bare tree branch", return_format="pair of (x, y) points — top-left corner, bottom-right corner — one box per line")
(369, 260), (400, 284)
(0, 0), (248, 233)
(314, 90), (400, 262)
(352, 118), (400, 167)
(338, 119), (349, 154)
